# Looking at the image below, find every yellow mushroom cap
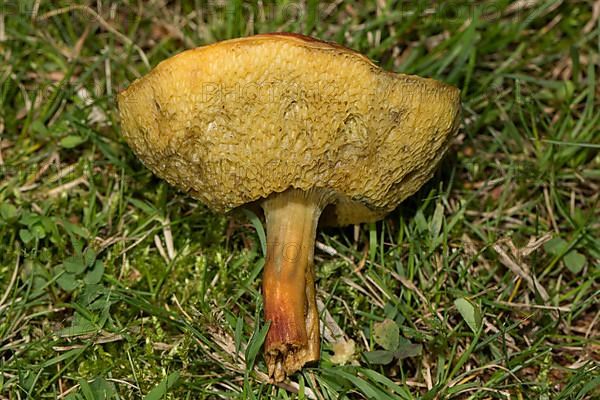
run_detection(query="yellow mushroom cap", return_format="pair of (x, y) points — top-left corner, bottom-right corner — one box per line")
(118, 33), (460, 226)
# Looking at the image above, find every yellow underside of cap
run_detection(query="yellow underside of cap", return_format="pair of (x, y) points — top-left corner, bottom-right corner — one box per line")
(118, 34), (460, 224)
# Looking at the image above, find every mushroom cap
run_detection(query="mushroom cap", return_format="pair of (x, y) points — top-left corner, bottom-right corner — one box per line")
(118, 33), (460, 226)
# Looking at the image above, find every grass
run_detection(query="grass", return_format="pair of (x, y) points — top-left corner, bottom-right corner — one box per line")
(0, 0), (599, 398)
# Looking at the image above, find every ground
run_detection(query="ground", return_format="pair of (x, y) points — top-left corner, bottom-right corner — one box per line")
(0, 1), (599, 399)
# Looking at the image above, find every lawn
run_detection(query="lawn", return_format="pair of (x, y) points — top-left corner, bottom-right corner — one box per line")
(0, 0), (599, 399)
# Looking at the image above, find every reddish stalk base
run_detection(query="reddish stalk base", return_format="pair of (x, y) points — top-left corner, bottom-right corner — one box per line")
(261, 189), (326, 382)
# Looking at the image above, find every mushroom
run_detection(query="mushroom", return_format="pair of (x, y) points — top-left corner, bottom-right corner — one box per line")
(118, 33), (460, 382)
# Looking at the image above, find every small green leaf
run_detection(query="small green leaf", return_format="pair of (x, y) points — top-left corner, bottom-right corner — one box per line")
(564, 251), (586, 274)
(40, 216), (58, 240)
(394, 338), (422, 361)
(373, 319), (400, 351)
(414, 210), (428, 233)
(241, 209), (266, 256)
(56, 271), (79, 292)
(84, 260), (104, 285)
(363, 350), (396, 365)
(18, 370), (35, 392)
(84, 248), (97, 267)
(78, 378), (95, 400)
(143, 371), (180, 400)
(544, 237), (568, 256)
(19, 229), (34, 244)
(555, 80), (575, 101)
(31, 224), (46, 239)
(80, 284), (103, 306)
(60, 135), (86, 148)
(62, 221), (90, 238)
(57, 319), (97, 337)
(89, 377), (116, 399)
(71, 237), (84, 255)
(30, 120), (48, 134)
(430, 202), (444, 238)
(20, 211), (41, 227)
(0, 203), (18, 221)
(64, 255), (86, 274)
(245, 321), (270, 370)
(454, 298), (482, 333)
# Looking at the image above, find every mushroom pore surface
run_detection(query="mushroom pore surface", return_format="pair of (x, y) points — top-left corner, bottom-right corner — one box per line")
(118, 34), (460, 226)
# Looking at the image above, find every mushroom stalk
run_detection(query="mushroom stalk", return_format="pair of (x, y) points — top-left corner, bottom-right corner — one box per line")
(261, 189), (330, 382)
(119, 32), (461, 384)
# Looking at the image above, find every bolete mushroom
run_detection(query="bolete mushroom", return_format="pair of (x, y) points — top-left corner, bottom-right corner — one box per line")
(118, 33), (460, 382)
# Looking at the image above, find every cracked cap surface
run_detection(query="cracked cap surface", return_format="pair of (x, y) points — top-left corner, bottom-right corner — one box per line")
(118, 33), (461, 225)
